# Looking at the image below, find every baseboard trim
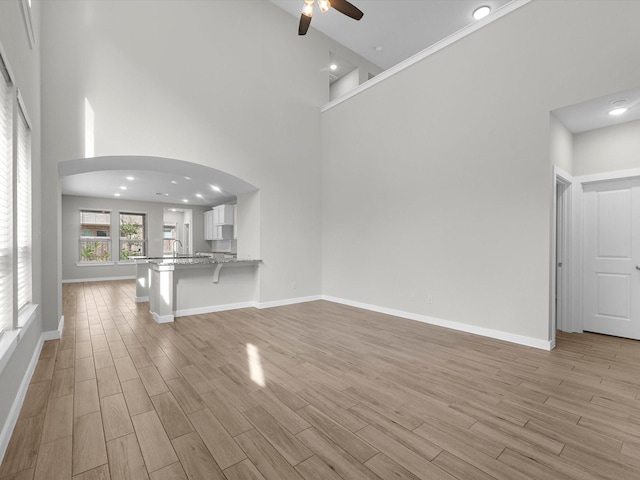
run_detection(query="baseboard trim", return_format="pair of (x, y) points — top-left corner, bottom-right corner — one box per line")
(257, 295), (322, 309)
(321, 295), (552, 351)
(175, 302), (257, 318)
(151, 311), (174, 324)
(0, 332), (45, 465)
(62, 275), (136, 284)
(42, 316), (64, 341)
(135, 296), (149, 303)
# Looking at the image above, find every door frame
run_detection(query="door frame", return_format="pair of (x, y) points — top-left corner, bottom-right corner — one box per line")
(554, 169), (572, 333)
(551, 167), (575, 342)
(562, 167), (640, 335)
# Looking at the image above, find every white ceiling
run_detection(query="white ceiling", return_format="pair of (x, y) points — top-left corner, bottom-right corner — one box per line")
(552, 87), (640, 134)
(60, 156), (256, 207)
(269, 0), (511, 70)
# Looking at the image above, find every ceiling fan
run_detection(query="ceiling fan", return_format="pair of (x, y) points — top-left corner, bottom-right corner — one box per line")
(298, 0), (364, 35)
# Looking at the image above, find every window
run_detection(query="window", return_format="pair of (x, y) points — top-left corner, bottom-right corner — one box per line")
(163, 224), (176, 255)
(16, 94), (31, 310)
(0, 52), (12, 336)
(79, 210), (111, 262)
(119, 212), (146, 260)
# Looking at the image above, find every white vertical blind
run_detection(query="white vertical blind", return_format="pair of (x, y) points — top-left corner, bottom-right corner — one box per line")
(16, 97), (31, 310)
(0, 57), (12, 335)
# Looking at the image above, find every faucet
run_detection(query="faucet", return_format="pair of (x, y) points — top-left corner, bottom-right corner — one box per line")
(173, 239), (183, 257)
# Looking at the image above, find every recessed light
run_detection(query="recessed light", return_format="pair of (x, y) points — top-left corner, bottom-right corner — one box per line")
(126, 176), (135, 181)
(119, 186), (127, 190)
(182, 199), (189, 203)
(609, 99), (629, 116)
(211, 185), (221, 192)
(184, 176), (191, 180)
(330, 64), (338, 71)
(473, 5), (491, 20)
(114, 193), (121, 197)
(609, 107), (628, 116)
(375, 46), (383, 52)
(171, 180), (178, 184)
(196, 193), (203, 198)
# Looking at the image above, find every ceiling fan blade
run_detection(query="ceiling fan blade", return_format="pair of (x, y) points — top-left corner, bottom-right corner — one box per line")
(298, 14), (312, 35)
(330, 0), (363, 20)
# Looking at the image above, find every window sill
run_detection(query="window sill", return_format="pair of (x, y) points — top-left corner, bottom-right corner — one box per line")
(0, 303), (38, 376)
(76, 261), (115, 267)
(17, 303), (38, 330)
(117, 260), (136, 265)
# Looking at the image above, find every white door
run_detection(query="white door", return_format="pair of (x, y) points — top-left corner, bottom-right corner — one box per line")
(583, 177), (640, 339)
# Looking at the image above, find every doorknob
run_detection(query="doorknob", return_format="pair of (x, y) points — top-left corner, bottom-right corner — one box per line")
(636, 265), (640, 270)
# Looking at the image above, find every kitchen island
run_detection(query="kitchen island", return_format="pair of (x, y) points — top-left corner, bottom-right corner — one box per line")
(135, 256), (261, 323)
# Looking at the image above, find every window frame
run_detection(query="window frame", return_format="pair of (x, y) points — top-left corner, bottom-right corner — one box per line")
(78, 209), (114, 265)
(16, 89), (32, 312)
(0, 45), (13, 338)
(118, 211), (147, 263)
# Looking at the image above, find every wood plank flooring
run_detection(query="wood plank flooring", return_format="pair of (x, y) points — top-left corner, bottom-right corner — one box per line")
(1, 280), (640, 479)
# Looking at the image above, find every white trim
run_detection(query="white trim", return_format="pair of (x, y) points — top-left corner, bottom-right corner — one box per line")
(0, 332), (43, 464)
(175, 301), (258, 318)
(19, 0), (36, 49)
(574, 167), (640, 185)
(552, 166), (575, 337)
(16, 304), (37, 332)
(135, 296), (149, 303)
(62, 275), (135, 284)
(0, 331), (19, 377)
(570, 168), (640, 335)
(151, 311), (174, 324)
(0, 39), (15, 85)
(75, 262), (116, 267)
(177, 292), (551, 349)
(0, 305), (37, 377)
(42, 316), (64, 341)
(322, 295), (553, 351)
(16, 89), (32, 130)
(321, 0), (531, 113)
(257, 295), (322, 309)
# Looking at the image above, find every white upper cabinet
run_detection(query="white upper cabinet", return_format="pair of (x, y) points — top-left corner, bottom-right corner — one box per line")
(204, 204), (235, 241)
(216, 204), (234, 225)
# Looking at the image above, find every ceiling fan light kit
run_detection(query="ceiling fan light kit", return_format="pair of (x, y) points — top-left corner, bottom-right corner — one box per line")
(298, 0), (364, 36)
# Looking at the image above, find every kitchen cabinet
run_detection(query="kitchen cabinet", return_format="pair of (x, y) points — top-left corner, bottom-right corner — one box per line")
(216, 204), (234, 225)
(204, 205), (235, 240)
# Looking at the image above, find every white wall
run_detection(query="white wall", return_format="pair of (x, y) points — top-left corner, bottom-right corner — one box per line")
(0, 0), (42, 456)
(321, 0), (640, 342)
(573, 119), (640, 176)
(550, 113), (573, 174)
(40, 0), (377, 323)
(61, 195), (209, 281)
(330, 68), (360, 101)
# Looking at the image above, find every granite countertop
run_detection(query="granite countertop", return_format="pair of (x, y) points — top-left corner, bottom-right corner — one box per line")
(148, 257), (260, 267)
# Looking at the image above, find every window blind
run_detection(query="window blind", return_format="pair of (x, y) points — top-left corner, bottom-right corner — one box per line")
(0, 58), (12, 335)
(16, 96), (31, 310)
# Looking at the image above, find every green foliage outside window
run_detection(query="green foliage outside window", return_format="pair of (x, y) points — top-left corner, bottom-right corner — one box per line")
(119, 216), (145, 259)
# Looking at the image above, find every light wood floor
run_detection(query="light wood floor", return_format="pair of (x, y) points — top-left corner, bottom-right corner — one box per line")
(1, 280), (639, 479)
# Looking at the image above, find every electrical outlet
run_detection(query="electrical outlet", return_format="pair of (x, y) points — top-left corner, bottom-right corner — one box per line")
(410, 293), (415, 301)
(427, 296), (433, 304)
(292, 282), (297, 290)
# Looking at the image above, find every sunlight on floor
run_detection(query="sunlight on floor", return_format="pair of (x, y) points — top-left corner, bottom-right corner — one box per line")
(246, 343), (265, 387)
